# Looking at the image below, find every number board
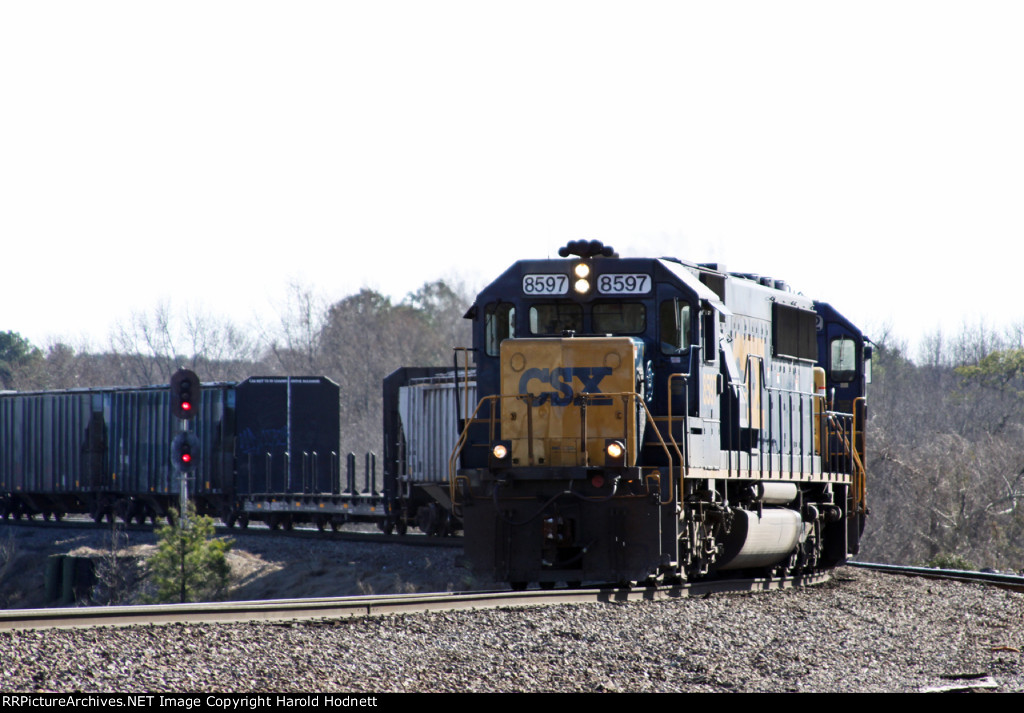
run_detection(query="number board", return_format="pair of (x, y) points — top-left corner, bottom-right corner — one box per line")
(596, 274), (651, 295)
(522, 274), (569, 295)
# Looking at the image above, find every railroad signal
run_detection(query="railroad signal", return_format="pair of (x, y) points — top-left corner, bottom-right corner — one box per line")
(172, 431), (200, 472)
(170, 368), (201, 420)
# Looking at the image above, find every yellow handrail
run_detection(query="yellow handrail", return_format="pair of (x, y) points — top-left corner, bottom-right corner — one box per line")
(447, 390), (677, 507)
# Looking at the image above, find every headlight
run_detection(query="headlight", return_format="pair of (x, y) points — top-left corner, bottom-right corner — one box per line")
(574, 278), (590, 294)
(606, 441), (624, 460)
(574, 262), (590, 279)
(492, 443), (508, 460)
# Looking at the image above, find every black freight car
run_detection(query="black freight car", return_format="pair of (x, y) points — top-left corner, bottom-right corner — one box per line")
(0, 376), (346, 526)
(231, 376), (386, 531)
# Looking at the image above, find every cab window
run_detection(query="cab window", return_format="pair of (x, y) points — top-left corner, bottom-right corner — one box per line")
(830, 337), (858, 383)
(529, 303), (583, 335)
(593, 302), (645, 334)
(659, 300), (692, 354)
(485, 303), (515, 356)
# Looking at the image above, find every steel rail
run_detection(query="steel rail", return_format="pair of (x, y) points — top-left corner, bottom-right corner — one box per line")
(0, 571), (831, 632)
(847, 561), (1024, 592)
(0, 517), (463, 548)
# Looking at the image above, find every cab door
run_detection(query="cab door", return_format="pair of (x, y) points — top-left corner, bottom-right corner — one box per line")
(695, 300), (722, 470)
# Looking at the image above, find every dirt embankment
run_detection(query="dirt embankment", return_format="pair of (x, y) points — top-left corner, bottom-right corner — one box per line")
(0, 523), (484, 609)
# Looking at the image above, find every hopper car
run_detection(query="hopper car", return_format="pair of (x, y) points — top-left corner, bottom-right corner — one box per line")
(0, 376), (388, 529)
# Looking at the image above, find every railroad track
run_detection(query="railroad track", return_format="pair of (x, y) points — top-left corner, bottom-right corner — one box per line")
(0, 571), (830, 632)
(848, 560), (1024, 592)
(0, 515), (462, 548)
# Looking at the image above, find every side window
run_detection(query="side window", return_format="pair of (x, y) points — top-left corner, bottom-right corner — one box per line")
(485, 303), (515, 356)
(529, 303), (583, 335)
(830, 337), (858, 383)
(659, 300), (691, 354)
(593, 302), (645, 334)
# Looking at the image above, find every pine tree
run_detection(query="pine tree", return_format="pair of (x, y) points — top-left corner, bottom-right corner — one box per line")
(147, 503), (233, 603)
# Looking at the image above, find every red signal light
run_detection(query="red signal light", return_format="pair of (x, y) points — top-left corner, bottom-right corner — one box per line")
(170, 369), (200, 420)
(171, 431), (199, 472)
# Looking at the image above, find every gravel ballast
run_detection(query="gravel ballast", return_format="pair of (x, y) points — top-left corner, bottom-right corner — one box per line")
(2, 567), (1023, 693)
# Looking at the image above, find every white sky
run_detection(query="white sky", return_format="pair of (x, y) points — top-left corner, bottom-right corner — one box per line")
(3, 1), (1023, 356)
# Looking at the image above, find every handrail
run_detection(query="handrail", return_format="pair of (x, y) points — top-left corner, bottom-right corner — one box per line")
(852, 396), (867, 512)
(665, 373), (689, 482)
(452, 347), (474, 424)
(448, 370), (863, 513)
(448, 390), (678, 508)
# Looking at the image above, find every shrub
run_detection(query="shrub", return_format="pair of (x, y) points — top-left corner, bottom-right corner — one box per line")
(147, 503), (233, 603)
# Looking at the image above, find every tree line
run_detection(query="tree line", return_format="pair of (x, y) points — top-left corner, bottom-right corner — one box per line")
(864, 323), (1024, 569)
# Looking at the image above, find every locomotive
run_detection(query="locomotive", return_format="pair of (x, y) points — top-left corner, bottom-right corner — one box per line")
(441, 240), (869, 587)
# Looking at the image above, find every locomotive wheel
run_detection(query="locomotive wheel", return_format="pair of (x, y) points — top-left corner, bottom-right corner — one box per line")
(510, 581), (528, 591)
(538, 581), (556, 590)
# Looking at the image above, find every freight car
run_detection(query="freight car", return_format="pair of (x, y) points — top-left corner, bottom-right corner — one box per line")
(435, 240), (869, 587)
(382, 366), (475, 536)
(0, 376), (385, 529)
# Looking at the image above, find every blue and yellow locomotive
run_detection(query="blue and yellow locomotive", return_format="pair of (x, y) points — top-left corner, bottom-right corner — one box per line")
(451, 240), (869, 587)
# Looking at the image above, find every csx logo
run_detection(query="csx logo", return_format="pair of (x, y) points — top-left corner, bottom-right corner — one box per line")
(518, 367), (614, 406)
